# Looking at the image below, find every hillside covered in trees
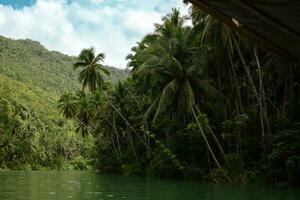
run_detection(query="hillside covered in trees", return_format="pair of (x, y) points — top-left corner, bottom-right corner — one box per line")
(0, 36), (128, 170)
(0, 6), (299, 185)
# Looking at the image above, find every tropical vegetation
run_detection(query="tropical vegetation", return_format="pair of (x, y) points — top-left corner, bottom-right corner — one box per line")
(0, 5), (299, 185)
(0, 36), (127, 170)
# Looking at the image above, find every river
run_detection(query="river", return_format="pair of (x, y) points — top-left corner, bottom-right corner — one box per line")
(0, 171), (299, 200)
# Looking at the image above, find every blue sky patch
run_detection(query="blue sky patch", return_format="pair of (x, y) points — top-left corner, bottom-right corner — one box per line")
(0, 0), (36, 9)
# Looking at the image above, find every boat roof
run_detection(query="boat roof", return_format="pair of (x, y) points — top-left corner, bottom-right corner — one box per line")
(186, 0), (300, 62)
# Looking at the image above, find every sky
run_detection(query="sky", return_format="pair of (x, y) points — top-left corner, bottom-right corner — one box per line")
(0, 0), (189, 68)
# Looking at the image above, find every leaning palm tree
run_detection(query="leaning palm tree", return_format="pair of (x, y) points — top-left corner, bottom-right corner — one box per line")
(74, 47), (110, 92)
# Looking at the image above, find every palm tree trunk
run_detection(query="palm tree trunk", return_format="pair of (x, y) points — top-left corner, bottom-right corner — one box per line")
(254, 46), (265, 140)
(217, 66), (222, 89)
(128, 131), (139, 162)
(290, 66), (293, 103)
(207, 125), (225, 157)
(232, 35), (272, 152)
(232, 35), (259, 102)
(145, 124), (151, 158)
(195, 106), (225, 158)
(227, 49), (244, 113)
(103, 116), (120, 156)
(100, 89), (147, 147)
(254, 46), (272, 151)
(112, 113), (122, 156)
(191, 106), (221, 169)
(73, 115), (105, 143)
(123, 87), (151, 157)
(207, 147), (211, 171)
(110, 133), (120, 158)
(283, 77), (288, 113)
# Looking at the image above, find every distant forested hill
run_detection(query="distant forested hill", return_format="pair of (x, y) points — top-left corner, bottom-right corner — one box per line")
(0, 35), (127, 169)
(0, 35), (128, 94)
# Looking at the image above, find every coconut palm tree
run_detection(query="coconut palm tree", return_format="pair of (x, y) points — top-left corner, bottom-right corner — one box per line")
(58, 91), (94, 137)
(191, 8), (272, 151)
(134, 8), (222, 168)
(73, 47), (145, 146)
(58, 92), (78, 119)
(126, 34), (158, 72)
(74, 47), (110, 92)
(74, 91), (93, 137)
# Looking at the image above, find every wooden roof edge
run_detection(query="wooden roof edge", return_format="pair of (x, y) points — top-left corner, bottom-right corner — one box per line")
(186, 0), (298, 62)
(233, 0), (300, 40)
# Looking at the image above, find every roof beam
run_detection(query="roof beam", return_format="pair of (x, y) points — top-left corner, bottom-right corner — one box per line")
(233, 0), (300, 40)
(186, 0), (297, 61)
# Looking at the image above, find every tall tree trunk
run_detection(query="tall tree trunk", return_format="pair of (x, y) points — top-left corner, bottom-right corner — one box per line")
(207, 147), (211, 171)
(124, 87), (151, 158)
(227, 49), (244, 113)
(283, 77), (288, 113)
(217, 65), (222, 89)
(144, 124), (151, 158)
(195, 106), (225, 158)
(110, 133), (120, 158)
(100, 89), (147, 147)
(112, 113), (122, 156)
(128, 131), (139, 162)
(254, 46), (272, 151)
(232, 35), (259, 102)
(290, 66), (294, 103)
(103, 116), (120, 157)
(73, 115), (107, 145)
(233, 35), (271, 151)
(191, 106), (221, 169)
(125, 87), (151, 158)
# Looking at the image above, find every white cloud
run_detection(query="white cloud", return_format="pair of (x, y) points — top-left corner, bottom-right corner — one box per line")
(123, 10), (161, 35)
(0, 0), (83, 54)
(0, 0), (189, 68)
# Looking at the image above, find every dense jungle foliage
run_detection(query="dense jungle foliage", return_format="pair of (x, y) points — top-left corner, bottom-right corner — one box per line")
(57, 7), (300, 184)
(0, 36), (127, 170)
(0, 5), (299, 185)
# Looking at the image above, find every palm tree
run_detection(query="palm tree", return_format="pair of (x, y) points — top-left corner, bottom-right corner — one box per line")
(73, 48), (145, 147)
(75, 91), (93, 137)
(58, 92), (78, 119)
(134, 8), (222, 169)
(58, 91), (94, 137)
(126, 34), (158, 72)
(191, 8), (272, 151)
(74, 47), (110, 92)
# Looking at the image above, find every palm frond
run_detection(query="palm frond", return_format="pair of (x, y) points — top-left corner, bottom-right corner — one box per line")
(153, 79), (179, 122)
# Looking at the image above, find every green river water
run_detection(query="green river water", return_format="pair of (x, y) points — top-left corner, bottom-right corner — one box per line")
(0, 171), (299, 200)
